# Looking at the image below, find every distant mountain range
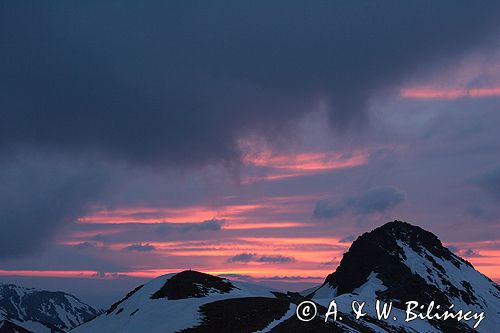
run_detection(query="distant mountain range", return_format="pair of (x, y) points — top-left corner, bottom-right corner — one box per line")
(0, 283), (101, 333)
(3, 221), (499, 332)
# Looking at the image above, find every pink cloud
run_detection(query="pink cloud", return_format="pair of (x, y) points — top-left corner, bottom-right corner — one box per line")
(401, 86), (500, 100)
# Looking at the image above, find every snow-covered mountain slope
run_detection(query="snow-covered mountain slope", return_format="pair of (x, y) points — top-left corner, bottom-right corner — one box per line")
(71, 270), (288, 333)
(310, 220), (500, 332)
(0, 283), (101, 333)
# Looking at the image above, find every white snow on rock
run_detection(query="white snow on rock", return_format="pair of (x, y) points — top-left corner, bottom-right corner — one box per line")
(313, 272), (439, 333)
(0, 283), (101, 333)
(396, 240), (500, 333)
(308, 239), (500, 333)
(71, 273), (277, 333)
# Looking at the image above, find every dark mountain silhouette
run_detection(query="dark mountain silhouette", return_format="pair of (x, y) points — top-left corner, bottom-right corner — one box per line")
(151, 270), (236, 300)
(309, 221), (500, 332)
(0, 320), (33, 333)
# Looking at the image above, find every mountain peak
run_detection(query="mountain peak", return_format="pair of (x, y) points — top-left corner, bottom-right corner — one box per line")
(324, 220), (466, 295)
(0, 283), (101, 333)
(310, 220), (500, 332)
(73, 271), (279, 333)
(367, 220), (443, 250)
(150, 270), (236, 300)
(361, 220), (462, 262)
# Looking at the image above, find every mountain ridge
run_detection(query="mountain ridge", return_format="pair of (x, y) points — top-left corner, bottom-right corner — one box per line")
(0, 283), (101, 333)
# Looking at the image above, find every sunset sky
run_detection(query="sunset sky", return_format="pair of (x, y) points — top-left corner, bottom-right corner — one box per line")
(1, 2), (500, 307)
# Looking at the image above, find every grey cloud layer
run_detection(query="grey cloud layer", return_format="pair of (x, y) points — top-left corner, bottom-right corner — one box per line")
(1, 2), (500, 167)
(476, 167), (500, 200)
(123, 244), (156, 252)
(0, 156), (106, 258)
(228, 253), (295, 263)
(313, 186), (404, 219)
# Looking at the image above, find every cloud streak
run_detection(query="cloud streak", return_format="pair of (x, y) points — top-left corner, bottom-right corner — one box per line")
(476, 167), (500, 200)
(123, 244), (156, 252)
(227, 253), (295, 264)
(401, 87), (500, 100)
(313, 187), (404, 219)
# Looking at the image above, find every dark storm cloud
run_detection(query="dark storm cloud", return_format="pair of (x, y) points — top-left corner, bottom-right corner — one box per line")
(227, 253), (294, 263)
(73, 219), (226, 245)
(313, 186), (404, 219)
(467, 206), (489, 219)
(312, 200), (345, 219)
(2, 1), (500, 260)
(123, 243), (156, 252)
(0, 243), (129, 274)
(257, 255), (295, 263)
(156, 219), (225, 234)
(0, 156), (106, 258)
(464, 248), (482, 258)
(476, 167), (500, 200)
(186, 219), (225, 232)
(345, 186), (404, 214)
(68, 221), (224, 246)
(76, 242), (99, 250)
(1, 1), (500, 167)
(227, 253), (257, 263)
(466, 205), (497, 222)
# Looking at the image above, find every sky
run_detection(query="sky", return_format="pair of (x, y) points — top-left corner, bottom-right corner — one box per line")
(1, 1), (500, 308)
